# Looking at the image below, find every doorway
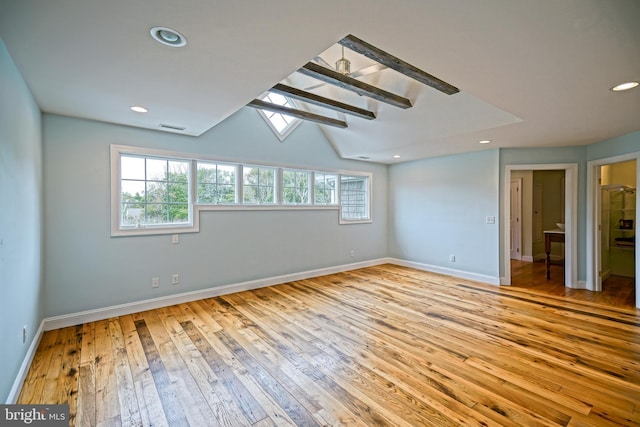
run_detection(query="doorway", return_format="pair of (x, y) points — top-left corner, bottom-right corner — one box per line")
(503, 164), (578, 287)
(591, 158), (637, 306)
(587, 152), (640, 308)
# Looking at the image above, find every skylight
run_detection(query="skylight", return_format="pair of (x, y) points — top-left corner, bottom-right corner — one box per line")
(257, 93), (302, 141)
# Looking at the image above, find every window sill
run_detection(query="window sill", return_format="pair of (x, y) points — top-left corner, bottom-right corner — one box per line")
(111, 223), (198, 237)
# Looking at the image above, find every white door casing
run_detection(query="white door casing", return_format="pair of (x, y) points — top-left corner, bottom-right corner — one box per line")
(510, 179), (522, 260)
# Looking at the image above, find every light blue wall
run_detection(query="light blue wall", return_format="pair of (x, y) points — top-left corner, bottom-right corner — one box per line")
(42, 110), (388, 317)
(587, 130), (640, 160)
(388, 149), (500, 280)
(0, 39), (43, 402)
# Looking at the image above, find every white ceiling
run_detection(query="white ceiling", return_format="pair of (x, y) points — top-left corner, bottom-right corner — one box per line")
(1, 0), (639, 164)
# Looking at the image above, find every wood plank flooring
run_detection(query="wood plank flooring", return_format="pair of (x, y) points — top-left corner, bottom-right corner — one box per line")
(18, 265), (640, 426)
(511, 259), (636, 309)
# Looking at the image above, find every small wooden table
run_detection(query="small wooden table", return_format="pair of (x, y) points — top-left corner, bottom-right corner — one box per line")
(544, 229), (565, 280)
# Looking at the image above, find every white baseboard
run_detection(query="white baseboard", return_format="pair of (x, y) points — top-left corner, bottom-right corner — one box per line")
(387, 258), (500, 286)
(6, 320), (45, 404)
(43, 258), (392, 331)
(12, 257), (510, 402)
(521, 255), (534, 262)
(567, 280), (588, 290)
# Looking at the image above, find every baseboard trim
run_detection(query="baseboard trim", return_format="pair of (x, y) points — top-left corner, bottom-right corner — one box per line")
(521, 256), (534, 262)
(6, 320), (45, 404)
(567, 280), (588, 290)
(15, 257), (502, 402)
(43, 258), (393, 331)
(388, 258), (500, 286)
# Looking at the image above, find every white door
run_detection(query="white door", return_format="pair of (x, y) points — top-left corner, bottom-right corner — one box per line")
(510, 179), (522, 260)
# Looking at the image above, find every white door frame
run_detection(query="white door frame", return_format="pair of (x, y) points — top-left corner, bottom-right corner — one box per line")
(586, 152), (640, 308)
(504, 164), (578, 287)
(510, 178), (522, 260)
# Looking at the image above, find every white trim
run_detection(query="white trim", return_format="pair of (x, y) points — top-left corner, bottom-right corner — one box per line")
(11, 257), (509, 400)
(41, 256), (506, 332)
(504, 164), (578, 287)
(111, 144), (374, 235)
(586, 151), (640, 308)
(43, 258), (392, 331)
(255, 98), (303, 142)
(388, 258), (501, 285)
(110, 145), (198, 236)
(6, 320), (45, 404)
(339, 173), (373, 224)
(521, 255), (534, 262)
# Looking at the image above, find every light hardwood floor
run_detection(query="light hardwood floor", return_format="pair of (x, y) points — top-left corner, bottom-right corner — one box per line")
(510, 259), (636, 309)
(18, 265), (640, 426)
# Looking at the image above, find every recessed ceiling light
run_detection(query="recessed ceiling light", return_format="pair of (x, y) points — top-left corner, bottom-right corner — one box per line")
(130, 106), (148, 113)
(393, 155), (401, 159)
(611, 81), (639, 92)
(150, 26), (187, 47)
(478, 140), (491, 144)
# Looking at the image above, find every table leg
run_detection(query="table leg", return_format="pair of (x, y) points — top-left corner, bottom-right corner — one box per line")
(545, 235), (551, 280)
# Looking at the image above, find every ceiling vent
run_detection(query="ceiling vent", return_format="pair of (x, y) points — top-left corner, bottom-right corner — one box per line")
(159, 123), (186, 131)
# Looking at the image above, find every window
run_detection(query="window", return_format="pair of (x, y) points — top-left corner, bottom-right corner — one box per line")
(282, 169), (310, 205)
(119, 153), (191, 229)
(243, 166), (276, 204)
(257, 93), (302, 141)
(112, 145), (372, 236)
(314, 172), (338, 205)
(340, 175), (371, 222)
(197, 161), (237, 204)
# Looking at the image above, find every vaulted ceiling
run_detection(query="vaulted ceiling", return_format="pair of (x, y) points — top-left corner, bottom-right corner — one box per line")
(1, 0), (639, 163)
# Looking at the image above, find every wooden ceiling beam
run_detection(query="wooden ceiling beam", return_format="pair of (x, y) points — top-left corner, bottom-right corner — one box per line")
(338, 34), (460, 95)
(247, 99), (348, 128)
(270, 83), (376, 120)
(298, 62), (412, 109)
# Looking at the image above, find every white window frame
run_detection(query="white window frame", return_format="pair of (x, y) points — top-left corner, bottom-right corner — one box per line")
(339, 174), (373, 224)
(256, 93), (303, 141)
(282, 168), (312, 205)
(110, 145), (198, 236)
(196, 160), (238, 205)
(242, 164), (278, 205)
(313, 171), (339, 206)
(111, 145), (372, 237)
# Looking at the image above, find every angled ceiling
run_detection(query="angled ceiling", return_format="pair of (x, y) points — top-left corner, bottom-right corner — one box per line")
(0, 0), (639, 164)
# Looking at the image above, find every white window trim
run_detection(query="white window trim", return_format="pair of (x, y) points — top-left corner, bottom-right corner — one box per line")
(255, 95), (303, 142)
(111, 144), (371, 237)
(338, 174), (373, 225)
(110, 145), (199, 236)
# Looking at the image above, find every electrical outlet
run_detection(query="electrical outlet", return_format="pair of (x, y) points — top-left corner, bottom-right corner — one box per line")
(350, 250), (355, 257)
(486, 216), (496, 224)
(152, 277), (160, 288)
(172, 234), (180, 244)
(172, 274), (180, 285)
(449, 255), (456, 262)
(22, 325), (27, 344)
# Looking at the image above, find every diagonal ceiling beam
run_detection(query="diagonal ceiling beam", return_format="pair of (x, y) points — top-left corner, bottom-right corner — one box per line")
(338, 34), (460, 95)
(247, 99), (348, 128)
(270, 83), (376, 120)
(298, 62), (412, 109)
